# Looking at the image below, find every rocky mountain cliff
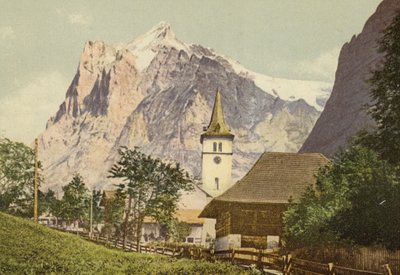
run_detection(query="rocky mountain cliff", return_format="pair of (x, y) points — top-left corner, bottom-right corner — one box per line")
(38, 22), (331, 191)
(300, 0), (399, 156)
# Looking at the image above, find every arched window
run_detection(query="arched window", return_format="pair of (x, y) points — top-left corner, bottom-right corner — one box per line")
(213, 142), (217, 152)
(218, 142), (222, 152)
(215, 177), (219, 190)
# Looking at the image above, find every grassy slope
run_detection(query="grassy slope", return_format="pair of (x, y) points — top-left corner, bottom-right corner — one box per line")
(0, 212), (253, 274)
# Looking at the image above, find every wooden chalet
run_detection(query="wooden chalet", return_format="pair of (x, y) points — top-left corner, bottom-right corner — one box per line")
(199, 152), (329, 250)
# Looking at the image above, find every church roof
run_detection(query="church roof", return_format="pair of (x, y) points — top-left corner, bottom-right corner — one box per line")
(199, 152), (330, 218)
(201, 90), (234, 142)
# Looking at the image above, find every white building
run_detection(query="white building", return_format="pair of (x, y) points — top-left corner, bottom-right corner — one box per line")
(200, 90), (235, 197)
(198, 89), (235, 245)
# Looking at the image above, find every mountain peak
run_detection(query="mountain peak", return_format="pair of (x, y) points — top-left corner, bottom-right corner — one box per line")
(127, 21), (188, 70)
(129, 21), (177, 48)
(150, 21), (171, 35)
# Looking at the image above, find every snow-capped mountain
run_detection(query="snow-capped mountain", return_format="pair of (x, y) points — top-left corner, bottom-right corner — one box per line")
(124, 22), (332, 111)
(38, 22), (332, 191)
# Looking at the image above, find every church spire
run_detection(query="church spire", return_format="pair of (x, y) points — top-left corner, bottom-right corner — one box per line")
(201, 89), (234, 142)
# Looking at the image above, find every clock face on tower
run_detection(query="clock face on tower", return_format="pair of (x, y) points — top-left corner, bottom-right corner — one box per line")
(214, 156), (221, 164)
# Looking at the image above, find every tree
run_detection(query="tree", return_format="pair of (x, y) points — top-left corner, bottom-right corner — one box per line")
(328, 149), (400, 249)
(48, 194), (63, 226)
(91, 190), (104, 227)
(283, 146), (400, 249)
(0, 137), (42, 217)
(109, 147), (193, 248)
(60, 173), (90, 226)
(101, 189), (125, 238)
(167, 219), (192, 243)
(359, 13), (400, 165)
(38, 189), (56, 215)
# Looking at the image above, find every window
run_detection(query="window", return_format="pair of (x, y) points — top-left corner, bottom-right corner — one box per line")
(186, 237), (194, 243)
(218, 142), (222, 152)
(213, 142), (217, 152)
(215, 177), (219, 190)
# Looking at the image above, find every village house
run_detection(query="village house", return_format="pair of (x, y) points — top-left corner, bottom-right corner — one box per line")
(199, 152), (329, 251)
(142, 209), (204, 244)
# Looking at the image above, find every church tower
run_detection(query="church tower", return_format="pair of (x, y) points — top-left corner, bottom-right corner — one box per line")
(201, 90), (234, 197)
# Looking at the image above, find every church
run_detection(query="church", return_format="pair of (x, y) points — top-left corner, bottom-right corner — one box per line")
(196, 89), (236, 245)
(199, 90), (329, 250)
(200, 90), (235, 198)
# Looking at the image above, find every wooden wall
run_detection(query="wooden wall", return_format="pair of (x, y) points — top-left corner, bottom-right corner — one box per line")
(215, 202), (287, 247)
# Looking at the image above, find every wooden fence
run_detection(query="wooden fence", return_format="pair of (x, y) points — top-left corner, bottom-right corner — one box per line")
(213, 249), (395, 275)
(53, 228), (397, 275)
(292, 247), (400, 274)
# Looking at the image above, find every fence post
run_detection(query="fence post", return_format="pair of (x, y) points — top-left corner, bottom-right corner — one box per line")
(328, 262), (335, 275)
(189, 248), (193, 259)
(257, 248), (263, 271)
(283, 254), (292, 275)
(231, 249), (235, 264)
(382, 264), (393, 275)
(282, 255), (287, 273)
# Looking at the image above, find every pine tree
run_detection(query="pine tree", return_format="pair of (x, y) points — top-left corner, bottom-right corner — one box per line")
(60, 173), (90, 226)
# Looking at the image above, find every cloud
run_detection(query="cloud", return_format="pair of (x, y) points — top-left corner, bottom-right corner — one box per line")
(294, 47), (341, 82)
(68, 14), (92, 26)
(0, 71), (69, 144)
(0, 26), (16, 40)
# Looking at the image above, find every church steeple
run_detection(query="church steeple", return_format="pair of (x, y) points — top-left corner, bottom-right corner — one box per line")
(201, 90), (234, 143)
(200, 89), (234, 198)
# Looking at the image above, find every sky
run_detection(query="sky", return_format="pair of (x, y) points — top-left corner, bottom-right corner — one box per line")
(0, 0), (382, 144)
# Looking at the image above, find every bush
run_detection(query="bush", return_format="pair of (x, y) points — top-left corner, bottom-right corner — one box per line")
(283, 146), (400, 250)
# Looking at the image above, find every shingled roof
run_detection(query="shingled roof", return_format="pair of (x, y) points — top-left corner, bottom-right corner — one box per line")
(200, 90), (234, 142)
(200, 152), (329, 218)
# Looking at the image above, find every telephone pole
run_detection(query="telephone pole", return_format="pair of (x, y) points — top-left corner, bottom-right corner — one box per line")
(34, 138), (39, 224)
(89, 190), (93, 238)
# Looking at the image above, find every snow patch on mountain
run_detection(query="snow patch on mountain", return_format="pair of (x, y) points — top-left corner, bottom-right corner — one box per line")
(250, 73), (331, 111)
(220, 56), (332, 111)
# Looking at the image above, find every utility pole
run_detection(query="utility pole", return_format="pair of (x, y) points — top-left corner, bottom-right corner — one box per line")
(89, 189), (93, 238)
(34, 138), (39, 224)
